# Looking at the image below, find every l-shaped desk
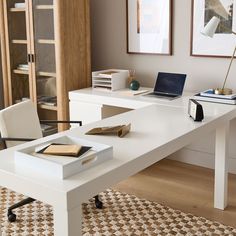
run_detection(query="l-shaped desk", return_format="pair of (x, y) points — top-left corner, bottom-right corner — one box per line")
(0, 88), (235, 235)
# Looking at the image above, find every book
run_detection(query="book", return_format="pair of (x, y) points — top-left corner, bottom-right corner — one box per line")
(86, 123), (131, 138)
(40, 124), (51, 131)
(18, 64), (29, 68)
(118, 89), (150, 96)
(200, 89), (236, 100)
(194, 93), (236, 105)
(42, 101), (57, 106)
(17, 64), (29, 71)
(36, 143), (92, 158)
(40, 124), (56, 132)
(37, 96), (57, 106)
(43, 144), (82, 156)
(14, 3), (26, 8)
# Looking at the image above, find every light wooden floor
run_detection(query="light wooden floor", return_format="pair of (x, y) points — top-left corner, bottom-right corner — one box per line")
(114, 159), (236, 228)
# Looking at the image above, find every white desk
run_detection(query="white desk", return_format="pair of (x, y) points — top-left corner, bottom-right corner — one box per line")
(0, 90), (235, 235)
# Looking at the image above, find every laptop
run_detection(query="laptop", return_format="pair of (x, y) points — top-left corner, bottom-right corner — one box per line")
(144, 72), (187, 100)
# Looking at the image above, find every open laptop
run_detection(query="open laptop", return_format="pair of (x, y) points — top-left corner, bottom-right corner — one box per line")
(144, 72), (187, 100)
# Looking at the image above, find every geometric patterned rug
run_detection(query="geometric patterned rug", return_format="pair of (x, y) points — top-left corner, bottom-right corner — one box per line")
(0, 188), (236, 236)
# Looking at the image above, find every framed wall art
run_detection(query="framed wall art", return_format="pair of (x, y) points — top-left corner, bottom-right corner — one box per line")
(126, 0), (172, 55)
(191, 0), (236, 57)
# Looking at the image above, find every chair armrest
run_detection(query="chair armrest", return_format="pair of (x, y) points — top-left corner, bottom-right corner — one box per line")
(40, 120), (82, 126)
(0, 137), (35, 142)
(0, 137), (35, 149)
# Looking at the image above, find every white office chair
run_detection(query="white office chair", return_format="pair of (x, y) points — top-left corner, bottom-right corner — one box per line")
(0, 100), (103, 223)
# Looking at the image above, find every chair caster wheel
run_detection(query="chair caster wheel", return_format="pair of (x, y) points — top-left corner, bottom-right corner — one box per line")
(95, 199), (103, 209)
(8, 212), (16, 222)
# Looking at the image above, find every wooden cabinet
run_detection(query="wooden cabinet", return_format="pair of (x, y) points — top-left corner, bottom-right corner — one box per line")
(0, 0), (91, 130)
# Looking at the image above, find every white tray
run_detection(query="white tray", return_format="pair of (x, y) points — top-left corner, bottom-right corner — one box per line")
(14, 135), (113, 179)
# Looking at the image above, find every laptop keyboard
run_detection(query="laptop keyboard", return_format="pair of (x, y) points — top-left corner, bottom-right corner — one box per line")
(147, 92), (179, 98)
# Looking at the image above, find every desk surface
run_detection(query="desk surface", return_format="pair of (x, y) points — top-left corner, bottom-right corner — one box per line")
(69, 87), (194, 109)
(0, 101), (235, 208)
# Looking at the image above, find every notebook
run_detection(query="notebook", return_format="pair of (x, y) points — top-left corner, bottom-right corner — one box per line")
(36, 143), (92, 158)
(144, 72), (187, 100)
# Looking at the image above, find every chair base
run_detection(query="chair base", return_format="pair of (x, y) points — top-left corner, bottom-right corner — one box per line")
(95, 195), (103, 209)
(8, 197), (35, 222)
(7, 195), (103, 222)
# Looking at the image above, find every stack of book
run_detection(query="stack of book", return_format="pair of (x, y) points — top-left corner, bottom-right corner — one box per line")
(194, 89), (236, 105)
(37, 96), (57, 106)
(17, 64), (29, 71)
(14, 3), (26, 8)
(40, 124), (57, 137)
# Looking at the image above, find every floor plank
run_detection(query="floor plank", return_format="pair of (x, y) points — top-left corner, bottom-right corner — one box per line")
(114, 159), (236, 228)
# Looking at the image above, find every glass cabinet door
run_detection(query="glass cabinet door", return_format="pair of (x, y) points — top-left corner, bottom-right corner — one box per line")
(4, 0), (32, 104)
(30, 0), (57, 114)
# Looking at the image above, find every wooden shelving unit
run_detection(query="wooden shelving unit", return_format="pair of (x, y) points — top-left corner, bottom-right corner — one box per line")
(0, 0), (91, 131)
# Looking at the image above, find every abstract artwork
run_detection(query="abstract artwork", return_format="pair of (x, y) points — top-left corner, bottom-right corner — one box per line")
(191, 0), (236, 57)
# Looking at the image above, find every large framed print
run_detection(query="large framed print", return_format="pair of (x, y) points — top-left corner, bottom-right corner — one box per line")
(127, 0), (172, 55)
(191, 0), (236, 57)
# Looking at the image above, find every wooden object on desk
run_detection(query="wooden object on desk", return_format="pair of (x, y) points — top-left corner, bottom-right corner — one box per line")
(43, 144), (82, 157)
(86, 124), (131, 138)
(0, 0), (91, 131)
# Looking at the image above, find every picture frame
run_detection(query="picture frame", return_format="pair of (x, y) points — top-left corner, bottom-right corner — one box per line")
(191, 0), (236, 57)
(126, 0), (172, 55)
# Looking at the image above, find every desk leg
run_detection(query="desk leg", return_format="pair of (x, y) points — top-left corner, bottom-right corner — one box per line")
(214, 123), (229, 210)
(53, 204), (82, 236)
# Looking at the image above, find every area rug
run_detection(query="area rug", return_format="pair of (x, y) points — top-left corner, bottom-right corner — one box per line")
(0, 188), (235, 236)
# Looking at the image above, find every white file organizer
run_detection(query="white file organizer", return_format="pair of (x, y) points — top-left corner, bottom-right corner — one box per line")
(92, 69), (129, 91)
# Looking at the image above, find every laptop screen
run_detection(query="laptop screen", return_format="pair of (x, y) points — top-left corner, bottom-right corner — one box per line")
(154, 72), (187, 95)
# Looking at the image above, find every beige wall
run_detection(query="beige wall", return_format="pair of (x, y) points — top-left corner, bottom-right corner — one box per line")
(90, 0), (236, 173)
(90, 0), (236, 92)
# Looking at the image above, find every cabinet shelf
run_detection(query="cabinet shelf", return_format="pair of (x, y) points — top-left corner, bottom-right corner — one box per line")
(13, 69), (29, 75)
(37, 39), (55, 44)
(10, 8), (26, 12)
(38, 104), (58, 111)
(38, 71), (56, 77)
(12, 40), (27, 44)
(35, 5), (53, 10)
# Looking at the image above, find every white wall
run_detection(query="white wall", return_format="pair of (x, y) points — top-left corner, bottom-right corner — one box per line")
(90, 0), (236, 173)
(90, 0), (236, 92)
